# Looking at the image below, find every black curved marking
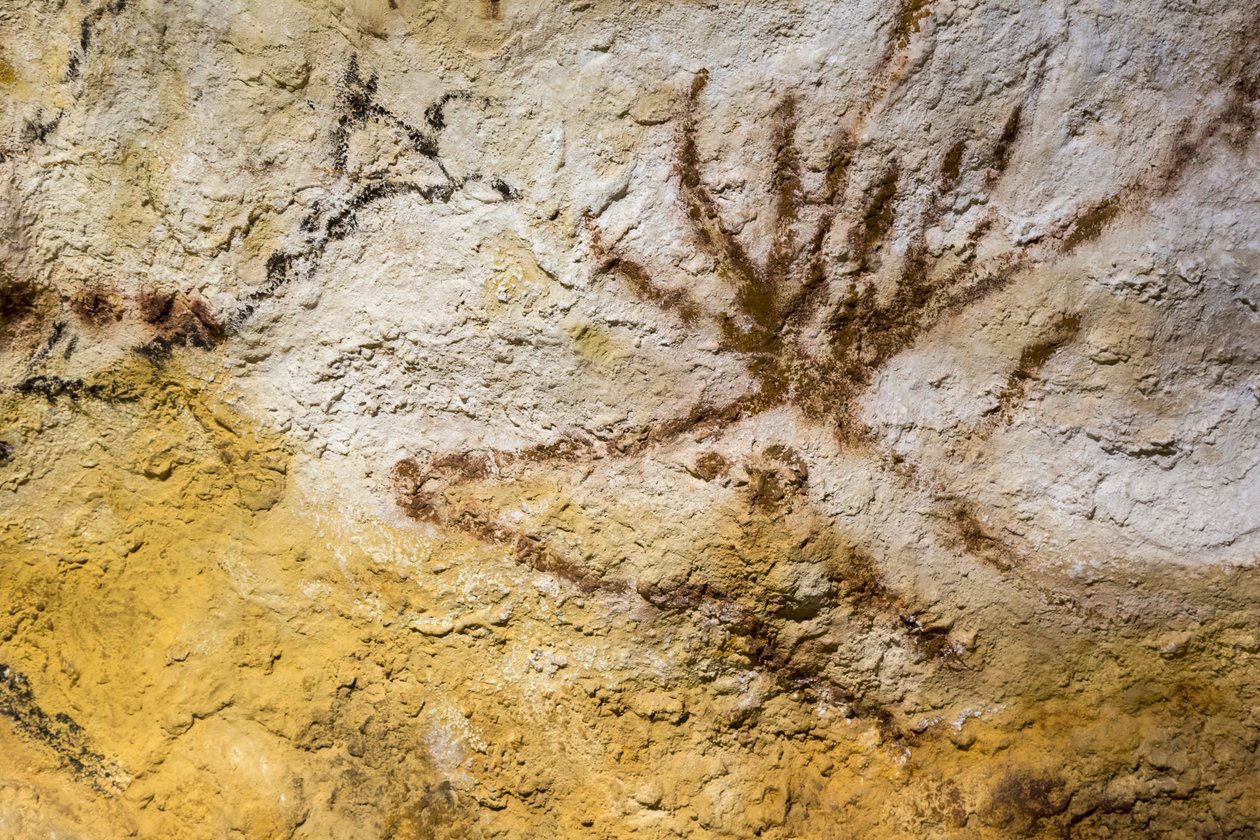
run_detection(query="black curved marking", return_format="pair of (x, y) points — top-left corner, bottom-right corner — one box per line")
(2, 0), (129, 158)
(0, 664), (126, 791)
(224, 55), (518, 331)
(9, 375), (135, 404)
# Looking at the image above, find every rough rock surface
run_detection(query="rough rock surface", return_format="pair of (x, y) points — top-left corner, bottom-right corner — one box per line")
(2, 0), (1259, 837)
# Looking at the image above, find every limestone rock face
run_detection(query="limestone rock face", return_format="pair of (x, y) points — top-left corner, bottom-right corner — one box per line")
(2, 1), (1259, 837)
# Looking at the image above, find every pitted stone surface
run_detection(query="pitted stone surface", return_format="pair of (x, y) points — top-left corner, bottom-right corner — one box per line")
(1, 1), (1258, 837)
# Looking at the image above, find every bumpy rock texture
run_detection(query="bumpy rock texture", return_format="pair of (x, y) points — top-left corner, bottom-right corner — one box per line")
(2, 0), (1259, 837)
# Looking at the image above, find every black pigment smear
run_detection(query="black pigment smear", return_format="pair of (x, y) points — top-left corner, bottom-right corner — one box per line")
(31, 321), (66, 364)
(224, 55), (518, 330)
(10, 375), (133, 404)
(2, 1), (129, 154)
(0, 663), (125, 791)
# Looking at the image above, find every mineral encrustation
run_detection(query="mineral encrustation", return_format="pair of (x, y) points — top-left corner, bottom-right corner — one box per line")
(2, 1), (1259, 837)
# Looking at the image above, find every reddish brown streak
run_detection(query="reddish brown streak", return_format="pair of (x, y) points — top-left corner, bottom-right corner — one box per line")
(387, 0), (1257, 727)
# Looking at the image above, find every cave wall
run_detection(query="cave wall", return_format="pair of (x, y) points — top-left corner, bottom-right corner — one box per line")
(2, 0), (1259, 837)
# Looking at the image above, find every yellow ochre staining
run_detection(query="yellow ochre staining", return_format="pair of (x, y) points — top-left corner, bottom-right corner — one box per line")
(2, 2), (1260, 835)
(2, 360), (1260, 839)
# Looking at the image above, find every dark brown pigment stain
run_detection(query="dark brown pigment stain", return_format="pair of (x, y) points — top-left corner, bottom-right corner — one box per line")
(942, 502), (1020, 572)
(744, 443), (809, 511)
(391, 437), (968, 736)
(1169, 8), (1260, 167)
(135, 288), (223, 358)
(939, 139), (968, 193)
(983, 770), (1071, 834)
(689, 450), (731, 481)
(1062, 196), (1123, 252)
(984, 312), (1082, 430)
(3, 54), (520, 385)
(385, 780), (480, 840)
(0, 0), (1198, 741)
(893, 0), (936, 49)
(391, 451), (624, 596)
(0, 279), (52, 348)
(2, 277), (222, 365)
(584, 62), (1054, 447)
(985, 105), (1023, 188)
(918, 779), (969, 829)
(389, 15), (1143, 728)
(372, 9), (1245, 736)
(69, 287), (124, 328)
(1010, 314), (1081, 385)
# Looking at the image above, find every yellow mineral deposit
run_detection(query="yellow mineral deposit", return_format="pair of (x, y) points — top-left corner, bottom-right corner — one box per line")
(3, 0), (1259, 837)
(1, 348), (1257, 838)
